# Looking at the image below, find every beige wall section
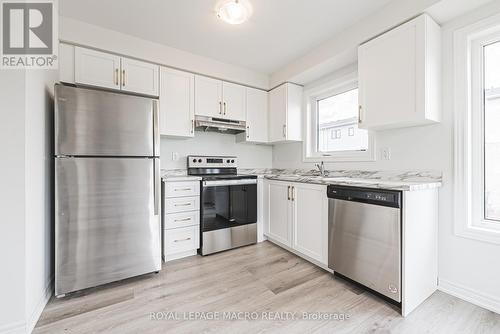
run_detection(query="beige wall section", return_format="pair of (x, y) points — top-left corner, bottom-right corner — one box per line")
(59, 17), (270, 90)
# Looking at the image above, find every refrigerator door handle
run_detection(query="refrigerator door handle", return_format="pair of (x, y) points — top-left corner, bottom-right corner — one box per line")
(154, 158), (160, 216)
(152, 100), (160, 157)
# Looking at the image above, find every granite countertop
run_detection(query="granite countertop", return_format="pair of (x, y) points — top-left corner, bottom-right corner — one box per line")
(161, 168), (442, 191)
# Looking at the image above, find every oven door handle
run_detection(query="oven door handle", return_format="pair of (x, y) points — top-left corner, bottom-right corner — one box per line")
(203, 179), (257, 187)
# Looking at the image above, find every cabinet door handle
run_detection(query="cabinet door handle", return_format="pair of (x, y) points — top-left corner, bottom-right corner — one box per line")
(122, 69), (126, 87)
(287, 186), (291, 200)
(174, 188), (192, 191)
(174, 217), (192, 222)
(174, 237), (191, 242)
(114, 69), (119, 86)
(174, 203), (191, 207)
(358, 105), (363, 124)
(246, 125), (250, 139)
(219, 101), (222, 114)
(291, 186), (295, 201)
(282, 124), (286, 138)
(223, 101), (227, 115)
(191, 119), (194, 133)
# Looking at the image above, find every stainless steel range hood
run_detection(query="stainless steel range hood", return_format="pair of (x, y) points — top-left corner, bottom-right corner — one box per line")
(194, 115), (246, 134)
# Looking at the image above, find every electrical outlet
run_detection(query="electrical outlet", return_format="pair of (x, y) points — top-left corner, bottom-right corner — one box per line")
(172, 152), (179, 161)
(381, 147), (392, 160)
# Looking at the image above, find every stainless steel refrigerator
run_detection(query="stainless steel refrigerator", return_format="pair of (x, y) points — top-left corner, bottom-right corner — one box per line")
(54, 84), (161, 296)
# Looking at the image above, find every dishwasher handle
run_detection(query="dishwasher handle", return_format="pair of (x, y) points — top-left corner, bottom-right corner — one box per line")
(327, 185), (401, 208)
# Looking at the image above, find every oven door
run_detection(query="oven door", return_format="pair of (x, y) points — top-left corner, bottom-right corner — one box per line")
(200, 179), (257, 232)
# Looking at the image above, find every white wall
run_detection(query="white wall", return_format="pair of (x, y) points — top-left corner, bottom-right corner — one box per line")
(59, 17), (269, 90)
(273, 0), (500, 313)
(0, 72), (27, 333)
(24, 70), (58, 333)
(0, 69), (56, 333)
(160, 131), (273, 170)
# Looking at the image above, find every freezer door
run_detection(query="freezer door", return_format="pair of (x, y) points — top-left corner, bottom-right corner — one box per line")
(55, 157), (161, 296)
(55, 84), (159, 157)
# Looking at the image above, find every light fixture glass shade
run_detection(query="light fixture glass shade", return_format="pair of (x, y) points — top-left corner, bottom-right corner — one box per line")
(216, 0), (252, 25)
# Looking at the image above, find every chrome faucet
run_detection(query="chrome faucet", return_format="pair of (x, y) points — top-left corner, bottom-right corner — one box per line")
(315, 161), (328, 177)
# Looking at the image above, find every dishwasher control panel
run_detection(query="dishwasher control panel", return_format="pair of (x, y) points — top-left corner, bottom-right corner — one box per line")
(327, 185), (401, 208)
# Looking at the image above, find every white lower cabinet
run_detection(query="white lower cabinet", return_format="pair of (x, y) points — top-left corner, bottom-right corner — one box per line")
(264, 180), (328, 266)
(163, 180), (200, 262)
(292, 183), (328, 264)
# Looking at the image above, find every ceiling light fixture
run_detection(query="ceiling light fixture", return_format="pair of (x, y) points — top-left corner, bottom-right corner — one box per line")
(216, 0), (252, 25)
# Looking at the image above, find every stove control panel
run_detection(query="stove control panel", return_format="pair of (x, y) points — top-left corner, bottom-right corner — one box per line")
(187, 155), (237, 168)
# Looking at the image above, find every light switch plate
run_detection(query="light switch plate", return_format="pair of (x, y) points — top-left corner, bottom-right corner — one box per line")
(381, 147), (392, 160)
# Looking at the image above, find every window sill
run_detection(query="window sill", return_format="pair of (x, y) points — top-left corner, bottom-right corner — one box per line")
(303, 150), (376, 163)
(455, 224), (500, 246)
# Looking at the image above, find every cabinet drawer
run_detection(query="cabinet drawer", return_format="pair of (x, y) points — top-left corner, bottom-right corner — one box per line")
(164, 226), (200, 255)
(165, 211), (199, 229)
(165, 196), (199, 214)
(165, 181), (200, 198)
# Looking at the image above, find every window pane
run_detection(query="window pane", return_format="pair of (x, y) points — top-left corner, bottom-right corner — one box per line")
(317, 89), (368, 152)
(484, 41), (500, 221)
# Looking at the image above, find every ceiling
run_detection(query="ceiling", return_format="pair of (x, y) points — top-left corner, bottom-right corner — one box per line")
(60, 0), (394, 74)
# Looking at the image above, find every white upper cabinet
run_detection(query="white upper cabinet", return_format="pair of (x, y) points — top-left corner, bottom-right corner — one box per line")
(358, 14), (441, 130)
(59, 43), (75, 84)
(268, 83), (303, 143)
(121, 57), (159, 96)
(159, 67), (195, 138)
(237, 87), (268, 143)
(194, 75), (223, 118)
(222, 81), (246, 121)
(194, 75), (249, 122)
(75, 47), (121, 90)
(74, 46), (159, 96)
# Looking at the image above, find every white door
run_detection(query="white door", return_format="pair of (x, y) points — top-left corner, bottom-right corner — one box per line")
(267, 181), (292, 247)
(121, 57), (159, 96)
(74, 47), (120, 90)
(194, 75), (223, 118)
(268, 84), (287, 142)
(245, 88), (268, 143)
(159, 67), (194, 137)
(358, 19), (417, 129)
(292, 183), (328, 265)
(222, 81), (246, 121)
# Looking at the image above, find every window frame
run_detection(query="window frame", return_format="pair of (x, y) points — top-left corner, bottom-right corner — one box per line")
(454, 13), (500, 244)
(303, 71), (375, 162)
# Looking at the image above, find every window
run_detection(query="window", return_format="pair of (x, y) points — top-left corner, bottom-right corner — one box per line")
(303, 73), (375, 162)
(454, 14), (500, 244)
(484, 41), (500, 222)
(317, 89), (367, 151)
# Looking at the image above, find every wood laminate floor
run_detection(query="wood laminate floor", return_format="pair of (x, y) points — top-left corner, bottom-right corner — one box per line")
(34, 241), (500, 333)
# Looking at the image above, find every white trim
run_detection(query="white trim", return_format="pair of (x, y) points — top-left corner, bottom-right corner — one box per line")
(453, 12), (500, 245)
(302, 71), (376, 163)
(26, 277), (54, 333)
(439, 279), (500, 315)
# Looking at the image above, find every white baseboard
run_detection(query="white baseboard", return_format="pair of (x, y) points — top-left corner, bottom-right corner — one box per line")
(26, 277), (54, 333)
(438, 279), (500, 315)
(0, 321), (25, 334)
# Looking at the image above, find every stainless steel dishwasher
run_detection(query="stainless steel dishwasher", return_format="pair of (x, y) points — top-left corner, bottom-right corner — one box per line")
(328, 185), (402, 303)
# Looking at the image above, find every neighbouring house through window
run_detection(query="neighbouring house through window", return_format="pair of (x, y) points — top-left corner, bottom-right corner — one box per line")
(303, 74), (375, 162)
